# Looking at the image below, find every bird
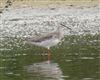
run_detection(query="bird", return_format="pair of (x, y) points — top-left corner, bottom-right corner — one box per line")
(25, 23), (72, 61)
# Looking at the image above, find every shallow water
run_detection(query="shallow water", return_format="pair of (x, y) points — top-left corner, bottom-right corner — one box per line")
(0, 35), (100, 80)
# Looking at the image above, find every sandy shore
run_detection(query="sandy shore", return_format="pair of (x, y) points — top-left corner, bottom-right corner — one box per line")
(0, 0), (100, 9)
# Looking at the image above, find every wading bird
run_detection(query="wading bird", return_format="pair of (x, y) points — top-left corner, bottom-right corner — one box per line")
(25, 23), (72, 61)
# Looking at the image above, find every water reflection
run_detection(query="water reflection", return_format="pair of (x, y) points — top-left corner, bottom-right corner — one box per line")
(0, 53), (100, 80)
(25, 61), (65, 80)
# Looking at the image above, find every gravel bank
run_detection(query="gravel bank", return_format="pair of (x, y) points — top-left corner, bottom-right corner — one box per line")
(0, 7), (100, 38)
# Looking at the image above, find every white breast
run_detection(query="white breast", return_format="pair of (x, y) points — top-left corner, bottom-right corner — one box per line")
(38, 38), (60, 49)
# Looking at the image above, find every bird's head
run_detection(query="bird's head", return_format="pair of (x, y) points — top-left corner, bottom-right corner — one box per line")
(55, 23), (72, 39)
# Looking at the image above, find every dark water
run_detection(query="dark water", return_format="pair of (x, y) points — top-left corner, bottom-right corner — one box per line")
(0, 35), (100, 80)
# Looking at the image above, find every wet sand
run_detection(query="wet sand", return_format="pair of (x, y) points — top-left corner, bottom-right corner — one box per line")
(0, 0), (99, 9)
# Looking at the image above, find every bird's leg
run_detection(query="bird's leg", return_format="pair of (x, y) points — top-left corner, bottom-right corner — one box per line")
(42, 48), (46, 61)
(41, 48), (45, 61)
(47, 49), (51, 61)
